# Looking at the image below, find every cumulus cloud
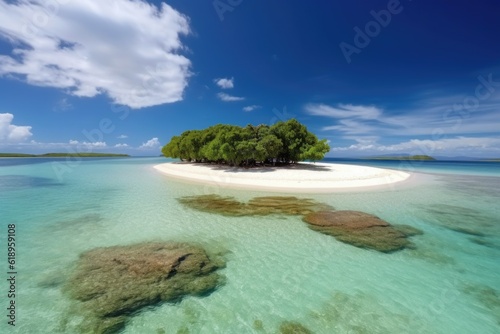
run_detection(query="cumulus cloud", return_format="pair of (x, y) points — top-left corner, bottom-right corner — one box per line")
(139, 137), (160, 149)
(0, 0), (191, 108)
(117, 134), (128, 139)
(217, 92), (244, 102)
(69, 140), (106, 148)
(0, 113), (32, 143)
(243, 105), (261, 112)
(214, 77), (234, 89)
(114, 143), (129, 148)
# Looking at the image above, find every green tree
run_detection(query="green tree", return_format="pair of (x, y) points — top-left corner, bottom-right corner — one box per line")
(301, 139), (330, 161)
(178, 130), (204, 161)
(271, 119), (310, 163)
(259, 134), (283, 165)
(161, 119), (329, 166)
(161, 135), (181, 159)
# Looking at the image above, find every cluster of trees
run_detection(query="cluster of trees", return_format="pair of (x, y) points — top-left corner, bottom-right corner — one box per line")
(161, 119), (330, 166)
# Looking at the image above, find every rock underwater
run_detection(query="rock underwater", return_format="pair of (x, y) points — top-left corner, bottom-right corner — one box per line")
(63, 242), (225, 334)
(303, 210), (421, 252)
(177, 194), (333, 217)
(177, 194), (422, 253)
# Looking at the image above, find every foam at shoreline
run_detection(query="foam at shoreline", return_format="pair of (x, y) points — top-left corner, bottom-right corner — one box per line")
(153, 162), (412, 193)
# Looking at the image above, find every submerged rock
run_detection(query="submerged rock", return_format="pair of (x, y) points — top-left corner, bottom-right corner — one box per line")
(179, 195), (422, 253)
(248, 196), (333, 215)
(178, 194), (248, 216)
(303, 211), (418, 252)
(178, 194), (332, 217)
(279, 321), (313, 334)
(461, 284), (500, 325)
(469, 237), (500, 249)
(64, 242), (225, 333)
(421, 204), (496, 238)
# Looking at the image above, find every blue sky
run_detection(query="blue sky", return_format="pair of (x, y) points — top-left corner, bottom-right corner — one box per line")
(0, 0), (499, 157)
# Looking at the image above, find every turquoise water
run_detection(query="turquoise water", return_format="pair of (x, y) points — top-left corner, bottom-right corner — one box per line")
(1, 157), (499, 333)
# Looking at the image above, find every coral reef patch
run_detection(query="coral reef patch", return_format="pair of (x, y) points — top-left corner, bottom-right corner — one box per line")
(63, 242), (225, 333)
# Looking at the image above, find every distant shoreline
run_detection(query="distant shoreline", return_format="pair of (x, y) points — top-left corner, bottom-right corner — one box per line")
(365, 155), (435, 161)
(0, 153), (130, 158)
(154, 161), (412, 193)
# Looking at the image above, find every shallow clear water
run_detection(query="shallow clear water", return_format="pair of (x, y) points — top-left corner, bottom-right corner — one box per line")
(1, 157), (499, 333)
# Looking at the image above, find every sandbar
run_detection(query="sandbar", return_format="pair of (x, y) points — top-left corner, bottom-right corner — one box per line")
(153, 162), (412, 193)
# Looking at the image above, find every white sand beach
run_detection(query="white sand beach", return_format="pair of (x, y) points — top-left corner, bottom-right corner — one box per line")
(154, 162), (412, 193)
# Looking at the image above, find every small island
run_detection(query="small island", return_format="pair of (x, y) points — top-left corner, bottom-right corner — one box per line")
(156, 120), (411, 192)
(0, 153), (130, 158)
(161, 119), (330, 167)
(368, 155), (436, 161)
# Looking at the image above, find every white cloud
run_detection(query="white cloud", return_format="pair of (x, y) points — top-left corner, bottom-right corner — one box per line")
(139, 137), (160, 149)
(309, 97), (500, 137)
(0, 0), (191, 109)
(117, 134), (128, 139)
(214, 77), (234, 89)
(114, 143), (129, 148)
(305, 103), (382, 119)
(0, 113), (32, 143)
(69, 140), (106, 148)
(243, 105), (261, 112)
(331, 136), (500, 157)
(217, 92), (244, 102)
(322, 119), (379, 135)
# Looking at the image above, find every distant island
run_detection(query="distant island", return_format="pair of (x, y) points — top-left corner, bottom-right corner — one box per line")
(161, 119), (330, 167)
(0, 153), (130, 158)
(368, 155), (436, 161)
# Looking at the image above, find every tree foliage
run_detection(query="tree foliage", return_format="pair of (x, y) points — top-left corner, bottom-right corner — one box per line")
(161, 119), (330, 166)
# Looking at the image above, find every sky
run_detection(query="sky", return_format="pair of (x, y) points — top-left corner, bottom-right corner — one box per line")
(0, 0), (499, 158)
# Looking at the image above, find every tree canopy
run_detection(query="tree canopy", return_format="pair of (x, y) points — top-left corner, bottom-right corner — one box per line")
(161, 119), (330, 166)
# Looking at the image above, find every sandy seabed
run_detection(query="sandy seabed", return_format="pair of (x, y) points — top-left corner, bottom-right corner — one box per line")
(154, 162), (412, 193)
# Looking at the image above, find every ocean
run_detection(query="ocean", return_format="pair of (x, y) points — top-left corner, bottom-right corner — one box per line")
(0, 157), (499, 333)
